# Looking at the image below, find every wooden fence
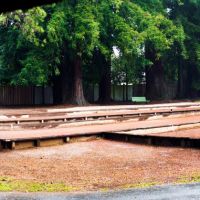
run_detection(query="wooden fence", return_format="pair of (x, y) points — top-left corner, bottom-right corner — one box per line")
(86, 83), (177, 102)
(0, 83), (177, 106)
(0, 86), (53, 106)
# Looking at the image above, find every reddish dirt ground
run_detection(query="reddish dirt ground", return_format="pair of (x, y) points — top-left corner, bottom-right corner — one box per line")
(0, 139), (200, 191)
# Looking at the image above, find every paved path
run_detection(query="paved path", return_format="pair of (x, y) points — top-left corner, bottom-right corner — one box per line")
(0, 183), (200, 200)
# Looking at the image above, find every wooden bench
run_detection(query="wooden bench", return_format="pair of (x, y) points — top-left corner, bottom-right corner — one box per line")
(132, 96), (150, 103)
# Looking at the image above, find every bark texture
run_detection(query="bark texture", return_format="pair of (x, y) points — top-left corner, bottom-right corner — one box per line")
(70, 55), (87, 105)
(52, 44), (87, 105)
(145, 46), (166, 100)
(98, 55), (111, 104)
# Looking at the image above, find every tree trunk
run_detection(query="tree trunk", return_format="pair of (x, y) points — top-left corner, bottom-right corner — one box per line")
(125, 65), (128, 101)
(70, 55), (87, 105)
(92, 49), (111, 104)
(52, 74), (62, 104)
(177, 60), (185, 99)
(52, 43), (73, 104)
(98, 56), (111, 104)
(52, 44), (87, 105)
(186, 63), (199, 98)
(60, 44), (73, 104)
(113, 85), (115, 100)
(145, 46), (166, 100)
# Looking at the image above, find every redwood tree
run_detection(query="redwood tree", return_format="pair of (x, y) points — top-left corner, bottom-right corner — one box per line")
(47, 0), (99, 105)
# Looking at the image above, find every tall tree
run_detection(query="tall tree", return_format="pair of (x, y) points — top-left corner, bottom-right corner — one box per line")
(116, 1), (185, 100)
(164, 0), (200, 98)
(47, 0), (99, 105)
(0, 8), (49, 86)
(0, 0), (191, 104)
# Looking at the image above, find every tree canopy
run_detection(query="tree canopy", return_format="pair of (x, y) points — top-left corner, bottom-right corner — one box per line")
(0, 0), (199, 104)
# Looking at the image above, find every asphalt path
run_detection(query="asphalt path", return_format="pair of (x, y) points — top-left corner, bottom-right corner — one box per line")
(0, 183), (200, 200)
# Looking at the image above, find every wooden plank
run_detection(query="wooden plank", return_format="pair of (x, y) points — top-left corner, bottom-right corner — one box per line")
(1, 106), (200, 124)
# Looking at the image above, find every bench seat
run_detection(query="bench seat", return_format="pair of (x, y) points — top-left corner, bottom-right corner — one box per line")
(132, 96), (150, 103)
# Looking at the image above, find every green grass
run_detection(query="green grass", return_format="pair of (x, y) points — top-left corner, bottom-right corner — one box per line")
(100, 188), (110, 192)
(0, 177), (76, 192)
(176, 173), (200, 184)
(1, 173), (200, 193)
(121, 181), (159, 190)
(120, 173), (200, 191)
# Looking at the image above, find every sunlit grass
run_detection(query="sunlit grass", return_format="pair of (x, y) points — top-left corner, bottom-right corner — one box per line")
(121, 181), (159, 190)
(0, 176), (76, 192)
(1, 173), (200, 193)
(176, 173), (200, 184)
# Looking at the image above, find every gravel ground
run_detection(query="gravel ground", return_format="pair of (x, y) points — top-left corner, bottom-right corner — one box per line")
(0, 139), (200, 191)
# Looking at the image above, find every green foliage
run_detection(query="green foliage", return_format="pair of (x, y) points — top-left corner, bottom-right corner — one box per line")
(112, 53), (145, 85)
(11, 50), (49, 86)
(111, 0), (185, 85)
(0, 6), (60, 86)
(0, 0), (197, 97)
(0, 8), (48, 85)
(165, 0), (200, 92)
(21, 7), (47, 46)
(48, 0), (99, 57)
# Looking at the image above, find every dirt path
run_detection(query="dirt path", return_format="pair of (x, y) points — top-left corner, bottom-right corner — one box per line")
(0, 139), (200, 191)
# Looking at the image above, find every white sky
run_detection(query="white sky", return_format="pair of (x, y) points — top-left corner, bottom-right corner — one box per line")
(113, 46), (120, 57)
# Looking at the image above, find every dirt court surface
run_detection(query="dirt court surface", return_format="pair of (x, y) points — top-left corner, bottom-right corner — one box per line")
(0, 139), (200, 191)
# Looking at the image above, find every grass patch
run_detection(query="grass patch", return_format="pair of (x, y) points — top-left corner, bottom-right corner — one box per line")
(0, 176), (76, 192)
(176, 173), (200, 184)
(1, 173), (200, 193)
(121, 181), (159, 190)
(100, 188), (110, 192)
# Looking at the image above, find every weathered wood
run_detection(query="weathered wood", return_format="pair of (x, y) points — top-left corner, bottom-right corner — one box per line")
(0, 141), (3, 150)
(11, 141), (16, 150)
(35, 140), (41, 147)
